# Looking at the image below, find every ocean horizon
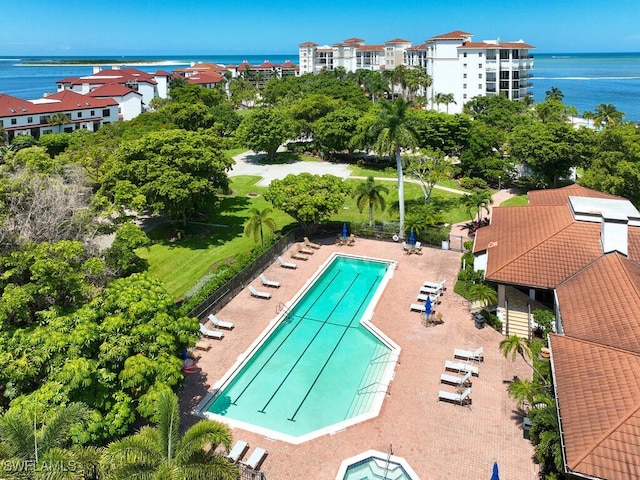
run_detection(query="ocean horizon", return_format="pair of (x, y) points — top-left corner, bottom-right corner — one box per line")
(1, 52), (639, 122)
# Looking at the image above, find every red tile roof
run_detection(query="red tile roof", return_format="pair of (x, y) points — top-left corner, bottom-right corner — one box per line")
(557, 254), (640, 354)
(299, 41), (319, 47)
(549, 334), (640, 480)
(385, 38), (412, 43)
(0, 90), (116, 119)
(57, 67), (158, 87)
(358, 45), (384, 51)
(429, 30), (473, 40)
(281, 60), (296, 68)
(187, 72), (224, 85)
(87, 83), (141, 97)
(343, 37), (365, 44)
(407, 43), (426, 50)
(460, 41), (535, 49)
(528, 184), (621, 205)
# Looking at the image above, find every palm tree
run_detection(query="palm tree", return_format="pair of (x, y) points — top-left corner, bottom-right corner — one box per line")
(441, 93), (457, 113)
(48, 112), (71, 133)
(433, 92), (445, 112)
(352, 176), (389, 227)
(544, 87), (564, 102)
(594, 103), (624, 127)
(101, 391), (238, 480)
(244, 207), (277, 247)
(499, 335), (549, 386)
(369, 98), (418, 240)
(467, 283), (497, 309)
(0, 403), (98, 475)
(581, 110), (595, 128)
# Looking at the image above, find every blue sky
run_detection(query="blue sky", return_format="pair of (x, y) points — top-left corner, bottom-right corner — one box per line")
(5, 0), (640, 55)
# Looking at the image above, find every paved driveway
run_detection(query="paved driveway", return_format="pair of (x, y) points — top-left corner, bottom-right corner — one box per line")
(230, 150), (352, 186)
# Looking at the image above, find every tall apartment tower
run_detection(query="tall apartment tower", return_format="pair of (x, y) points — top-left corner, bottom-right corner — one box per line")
(298, 31), (535, 112)
(425, 31), (534, 113)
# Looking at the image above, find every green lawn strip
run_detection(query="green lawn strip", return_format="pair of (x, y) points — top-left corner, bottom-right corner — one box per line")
(224, 147), (248, 158)
(499, 194), (529, 206)
(138, 176), (296, 299)
(348, 165), (397, 178)
(140, 175), (469, 300)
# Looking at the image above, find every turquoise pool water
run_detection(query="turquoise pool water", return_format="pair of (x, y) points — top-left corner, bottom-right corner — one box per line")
(206, 255), (394, 438)
(344, 457), (413, 480)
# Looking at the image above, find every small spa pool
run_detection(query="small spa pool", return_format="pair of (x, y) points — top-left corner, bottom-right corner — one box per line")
(336, 450), (420, 480)
(200, 253), (399, 443)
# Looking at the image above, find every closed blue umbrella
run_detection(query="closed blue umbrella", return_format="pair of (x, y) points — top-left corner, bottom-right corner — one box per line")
(409, 230), (415, 245)
(491, 462), (499, 480)
(342, 223), (348, 238)
(424, 296), (432, 315)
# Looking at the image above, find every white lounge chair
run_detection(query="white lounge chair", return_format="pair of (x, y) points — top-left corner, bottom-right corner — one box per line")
(424, 279), (446, 291)
(440, 371), (472, 387)
(243, 447), (268, 470)
(416, 293), (440, 304)
(414, 241), (423, 253)
(277, 256), (297, 269)
(199, 323), (224, 340)
(248, 285), (271, 299)
(438, 387), (472, 406)
(207, 314), (234, 330)
(410, 303), (429, 312)
(454, 347), (484, 363)
(260, 274), (280, 288)
(303, 237), (321, 249)
(226, 440), (249, 463)
(444, 360), (479, 376)
(420, 285), (442, 295)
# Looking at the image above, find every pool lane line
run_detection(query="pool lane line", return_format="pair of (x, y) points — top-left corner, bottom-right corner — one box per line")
(228, 268), (345, 406)
(258, 273), (362, 414)
(287, 277), (379, 422)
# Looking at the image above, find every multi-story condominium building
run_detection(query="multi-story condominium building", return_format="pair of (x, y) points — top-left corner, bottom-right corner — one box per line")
(56, 67), (173, 120)
(299, 30), (534, 114)
(0, 90), (119, 143)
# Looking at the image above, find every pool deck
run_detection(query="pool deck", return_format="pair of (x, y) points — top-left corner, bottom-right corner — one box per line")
(179, 237), (537, 480)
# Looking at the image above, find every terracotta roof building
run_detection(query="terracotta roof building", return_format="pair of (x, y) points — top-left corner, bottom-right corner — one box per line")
(473, 184), (640, 479)
(0, 90), (118, 142)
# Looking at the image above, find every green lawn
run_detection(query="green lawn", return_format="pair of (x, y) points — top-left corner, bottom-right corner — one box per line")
(139, 175), (469, 299)
(499, 194), (529, 206)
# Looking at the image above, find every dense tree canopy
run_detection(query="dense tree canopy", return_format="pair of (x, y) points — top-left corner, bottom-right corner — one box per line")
(265, 173), (349, 234)
(235, 107), (295, 160)
(100, 129), (233, 225)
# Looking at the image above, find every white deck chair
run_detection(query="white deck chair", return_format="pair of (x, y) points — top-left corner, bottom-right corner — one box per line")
(438, 387), (472, 405)
(243, 447), (268, 470)
(454, 347), (484, 363)
(248, 285), (271, 299)
(416, 293), (440, 304)
(226, 440), (249, 463)
(420, 285), (442, 295)
(207, 314), (234, 330)
(444, 360), (479, 376)
(424, 279), (446, 291)
(410, 303), (428, 312)
(260, 274), (280, 288)
(278, 256), (297, 269)
(440, 371), (472, 386)
(199, 323), (224, 340)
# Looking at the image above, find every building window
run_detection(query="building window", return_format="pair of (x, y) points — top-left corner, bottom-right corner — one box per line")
(463, 94), (468, 99)
(463, 73), (467, 79)
(479, 84), (482, 89)
(479, 64), (483, 69)
(102, 109), (110, 117)
(27, 117), (33, 123)
(478, 52), (483, 57)
(463, 84), (467, 89)
(463, 52), (467, 57)
(90, 110), (95, 116)
(77, 112), (82, 118)
(463, 63), (467, 68)
(11, 118), (17, 125)
(479, 73), (483, 79)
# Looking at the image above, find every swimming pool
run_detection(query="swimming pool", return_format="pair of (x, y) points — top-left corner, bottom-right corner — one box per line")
(199, 253), (399, 443)
(336, 450), (420, 480)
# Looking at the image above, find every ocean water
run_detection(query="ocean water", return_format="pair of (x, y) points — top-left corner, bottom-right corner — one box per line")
(0, 53), (639, 121)
(532, 53), (640, 122)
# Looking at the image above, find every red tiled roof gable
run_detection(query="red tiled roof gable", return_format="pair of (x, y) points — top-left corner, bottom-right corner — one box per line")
(429, 30), (473, 40)
(358, 45), (384, 51)
(88, 83), (141, 97)
(385, 38), (412, 43)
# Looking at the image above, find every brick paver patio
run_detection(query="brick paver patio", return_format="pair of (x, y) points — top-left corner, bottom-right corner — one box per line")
(180, 237), (537, 480)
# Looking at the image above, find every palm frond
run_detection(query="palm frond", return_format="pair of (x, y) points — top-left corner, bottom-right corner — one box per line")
(0, 409), (36, 459)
